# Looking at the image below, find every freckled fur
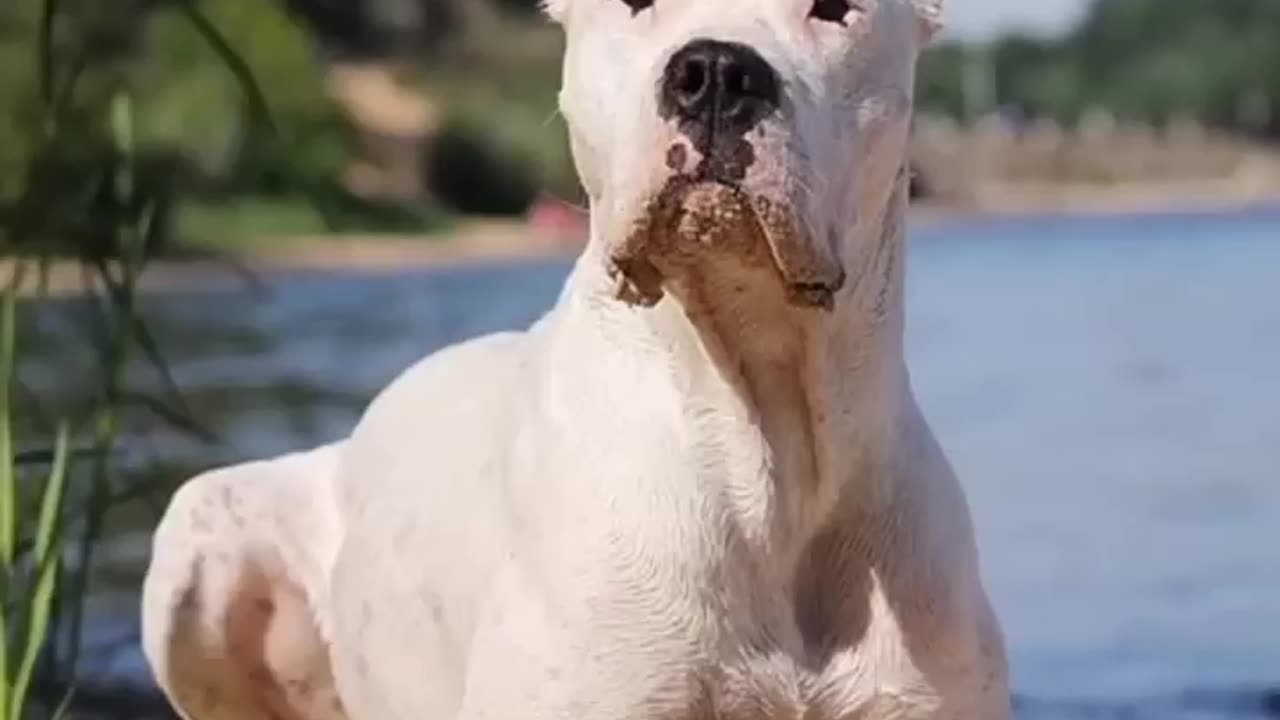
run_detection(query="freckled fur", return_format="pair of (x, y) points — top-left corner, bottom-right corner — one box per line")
(141, 1), (1008, 719)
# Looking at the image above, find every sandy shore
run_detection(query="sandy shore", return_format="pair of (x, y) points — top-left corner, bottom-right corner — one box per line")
(7, 219), (583, 298)
(9, 190), (1277, 298)
(955, 176), (1280, 218)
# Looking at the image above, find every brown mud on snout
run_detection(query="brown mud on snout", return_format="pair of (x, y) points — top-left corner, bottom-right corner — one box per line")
(609, 167), (846, 311)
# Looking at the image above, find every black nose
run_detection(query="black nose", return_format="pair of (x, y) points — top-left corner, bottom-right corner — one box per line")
(660, 39), (780, 150)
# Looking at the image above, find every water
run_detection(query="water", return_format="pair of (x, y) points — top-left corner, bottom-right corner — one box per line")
(34, 206), (1280, 717)
(906, 207), (1280, 718)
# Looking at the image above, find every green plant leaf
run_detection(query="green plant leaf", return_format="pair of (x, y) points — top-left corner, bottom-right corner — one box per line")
(120, 391), (215, 443)
(50, 683), (75, 720)
(0, 606), (7, 720)
(1, 290), (16, 571)
(14, 447), (103, 467)
(33, 424), (68, 562)
(9, 423), (69, 720)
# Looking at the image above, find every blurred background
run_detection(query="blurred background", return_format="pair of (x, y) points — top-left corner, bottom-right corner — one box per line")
(0, 0), (1276, 717)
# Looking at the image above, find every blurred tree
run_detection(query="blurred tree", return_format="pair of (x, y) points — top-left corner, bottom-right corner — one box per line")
(916, 43), (969, 120)
(1, 0), (588, 224)
(146, 0), (350, 195)
(0, 0), (345, 201)
(917, 0), (1280, 138)
(281, 0), (386, 58)
(489, 0), (543, 16)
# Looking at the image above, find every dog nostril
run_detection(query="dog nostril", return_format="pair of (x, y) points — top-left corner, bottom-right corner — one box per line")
(677, 58), (709, 104)
(724, 63), (747, 97)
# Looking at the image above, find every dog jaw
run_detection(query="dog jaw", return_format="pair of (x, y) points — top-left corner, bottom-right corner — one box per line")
(608, 175), (846, 312)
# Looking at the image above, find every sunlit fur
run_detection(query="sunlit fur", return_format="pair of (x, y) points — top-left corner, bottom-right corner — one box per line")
(141, 1), (1010, 718)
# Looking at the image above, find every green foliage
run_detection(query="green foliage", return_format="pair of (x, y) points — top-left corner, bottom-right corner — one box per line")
(916, 44), (970, 121)
(429, 121), (541, 216)
(139, 0), (348, 192)
(419, 18), (582, 213)
(0, 2), (322, 712)
(1, 291), (72, 720)
(918, 0), (1280, 137)
(0, 0), (439, 252)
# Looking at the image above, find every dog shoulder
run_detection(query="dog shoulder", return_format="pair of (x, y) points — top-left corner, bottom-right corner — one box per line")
(355, 331), (533, 432)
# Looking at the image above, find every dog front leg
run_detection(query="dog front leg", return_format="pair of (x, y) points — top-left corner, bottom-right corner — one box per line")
(142, 447), (348, 720)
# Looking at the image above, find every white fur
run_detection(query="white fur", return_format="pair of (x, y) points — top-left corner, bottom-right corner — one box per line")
(912, 0), (945, 38)
(541, 0), (569, 22)
(142, 1), (1009, 718)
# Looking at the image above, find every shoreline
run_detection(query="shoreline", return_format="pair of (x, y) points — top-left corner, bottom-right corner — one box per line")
(10, 192), (1278, 298)
(925, 182), (1280, 222)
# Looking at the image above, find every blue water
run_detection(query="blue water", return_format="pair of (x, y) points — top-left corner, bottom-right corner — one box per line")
(51, 206), (1280, 717)
(907, 208), (1280, 718)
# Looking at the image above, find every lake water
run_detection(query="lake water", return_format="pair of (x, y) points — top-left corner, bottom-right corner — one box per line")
(38, 206), (1280, 718)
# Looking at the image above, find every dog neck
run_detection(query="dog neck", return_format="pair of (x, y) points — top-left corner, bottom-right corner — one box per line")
(570, 180), (913, 561)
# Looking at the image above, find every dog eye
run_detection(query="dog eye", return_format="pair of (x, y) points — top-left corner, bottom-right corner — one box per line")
(620, 0), (654, 14)
(809, 0), (862, 25)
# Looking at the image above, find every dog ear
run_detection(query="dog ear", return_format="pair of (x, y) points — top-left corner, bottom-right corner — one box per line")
(541, 0), (569, 22)
(911, 0), (944, 41)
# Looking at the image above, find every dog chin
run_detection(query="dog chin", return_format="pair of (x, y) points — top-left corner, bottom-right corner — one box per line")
(607, 176), (773, 307)
(607, 177), (840, 311)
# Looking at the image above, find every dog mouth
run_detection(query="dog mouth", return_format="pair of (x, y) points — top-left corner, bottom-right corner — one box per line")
(609, 171), (844, 311)
(608, 175), (763, 307)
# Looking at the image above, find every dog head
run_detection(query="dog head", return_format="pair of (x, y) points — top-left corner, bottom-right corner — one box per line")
(547, 0), (940, 309)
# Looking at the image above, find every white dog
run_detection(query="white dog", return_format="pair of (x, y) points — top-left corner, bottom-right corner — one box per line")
(142, 0), (1010, 718)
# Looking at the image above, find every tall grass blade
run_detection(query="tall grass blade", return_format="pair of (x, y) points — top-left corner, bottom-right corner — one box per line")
(14, 448), (102, 467)
(0, 293), (9, 720)
(0, 608), (7, 720)
(9, 425), (70, 720)
(61, 89), (138, 683)
(170, 0), (279, 135)
(121, 392), (215, 443)
(110, 94), (135, 164)
(0, 291), (15, 572)
(50, 684), (75, 720)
